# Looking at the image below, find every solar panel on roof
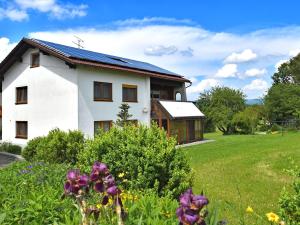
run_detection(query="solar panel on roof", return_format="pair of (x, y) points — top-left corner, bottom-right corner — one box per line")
(32, 39), (180, 77)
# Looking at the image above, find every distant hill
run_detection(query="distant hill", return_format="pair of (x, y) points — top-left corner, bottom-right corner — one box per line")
(246, 99), (263, 105)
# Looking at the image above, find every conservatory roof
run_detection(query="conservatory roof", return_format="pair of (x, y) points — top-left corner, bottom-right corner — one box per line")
(158, 100), (205, 119)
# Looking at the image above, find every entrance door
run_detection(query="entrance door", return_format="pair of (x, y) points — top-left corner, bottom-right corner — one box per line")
(187, 120), (195, 142)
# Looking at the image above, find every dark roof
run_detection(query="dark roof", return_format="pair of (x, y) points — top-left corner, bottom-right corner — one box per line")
(0, 38), (190, 83)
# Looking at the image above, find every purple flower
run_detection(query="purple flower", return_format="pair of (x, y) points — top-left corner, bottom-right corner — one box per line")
(94, 182), (105, 193)
(92, 162), (108, 174)
(64, 170), (88, 195)
(67, 170), (80, 181)
(176, 189), (209, 225)
(104, 174), (115, 187)
(107, 185), (119, 196)
(184, 214), (199, 224)
(78, 175), (89, 187)
(192, 195), (209, 209)
(102, 195), (109, 205)
(180, 189), (193, 207)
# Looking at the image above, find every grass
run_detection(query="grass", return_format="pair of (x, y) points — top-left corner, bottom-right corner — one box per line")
(183, 131), (300, 224)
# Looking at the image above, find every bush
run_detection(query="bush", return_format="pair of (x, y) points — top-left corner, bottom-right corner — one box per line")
(0, 142), (22, 154)
(77, 124), (193, 198)
(279, 163), (300, 225)
(22, 129), (85, 164)
(232, 105), (264, 134)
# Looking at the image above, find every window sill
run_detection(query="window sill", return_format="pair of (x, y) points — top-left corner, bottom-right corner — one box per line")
(15, 136), (28, 139)
(123, 101), (138, 103)
(15, 102), (28, 105)
(94, 99), (113, 102)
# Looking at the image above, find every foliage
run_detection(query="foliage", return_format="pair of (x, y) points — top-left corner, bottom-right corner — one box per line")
(264, 84), (300, 123)
(196, 87), (246, 134)
(272, 55), (300, 84)
(22, 129), (85, 164)
(0, 161), (80, 225)
(77, 124), (192, 198)
(196, 91), (216, 133)
(0, 161), (182, 225)
(0, 142), (22, 154)
(279, 163), (300, 225)
(116, 103), (133, 127)
(232, 105), (264, 134)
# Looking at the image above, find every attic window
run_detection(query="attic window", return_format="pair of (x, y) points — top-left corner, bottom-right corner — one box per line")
(30, 53), (40, 68)
(108, 56), (128, 64)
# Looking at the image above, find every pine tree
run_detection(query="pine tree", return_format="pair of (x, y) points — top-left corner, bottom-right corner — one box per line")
(116, 103), (132, 127)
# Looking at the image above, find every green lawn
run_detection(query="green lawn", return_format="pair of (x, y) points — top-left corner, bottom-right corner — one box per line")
(183, 131), (300, 224)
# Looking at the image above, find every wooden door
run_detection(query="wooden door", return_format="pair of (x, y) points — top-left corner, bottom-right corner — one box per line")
(187, 120), (195, 141)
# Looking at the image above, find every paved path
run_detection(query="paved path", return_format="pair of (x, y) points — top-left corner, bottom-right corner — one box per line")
(0, 152), (21, 168)
(177, 139), (215, 148)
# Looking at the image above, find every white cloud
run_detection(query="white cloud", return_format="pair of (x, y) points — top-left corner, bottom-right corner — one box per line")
(187, 79), (220, 94)
(144, 45), (178, 56)
(0, 8), (28, 22)
(215, 64), (238, 78)
(224, 49), (257, 63)
(243, 79), (269, 91)
(114, 17), (193, 27)
(245, 68), (267, 77)
(289, 49), (300, 57)
(2, 19), (299, 99)
(0, 37), (17, 62)
(0, 0), (87, 21)
(275, 59), (289, 70)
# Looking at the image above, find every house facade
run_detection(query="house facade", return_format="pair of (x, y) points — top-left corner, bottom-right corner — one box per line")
(0, 38), (204, 145)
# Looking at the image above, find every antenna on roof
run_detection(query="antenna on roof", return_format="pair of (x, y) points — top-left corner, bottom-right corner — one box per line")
(72, 35), (84, 49)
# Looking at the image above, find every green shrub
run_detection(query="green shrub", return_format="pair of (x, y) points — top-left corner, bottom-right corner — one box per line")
(22, 129), (85, 164)
(77, 124), (192, 198)
(21, 136), (44, 160)
(0, 142), (22, 154)
(279, 163), (300, 225)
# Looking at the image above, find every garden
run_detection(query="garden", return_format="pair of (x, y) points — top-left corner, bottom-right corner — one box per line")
(0, 125), (299, 225)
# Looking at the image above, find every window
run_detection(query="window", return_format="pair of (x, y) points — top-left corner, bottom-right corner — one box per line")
(127, 120), (138, 126)
(31, 53), (40, 68)
(94, 121), (112, 135)
(16, 121), (28, 139)
(94, 82), (112, 101)
(175, 92), (182, 101)
(122, 84), (137, 102)
(16, 86), (28, 104)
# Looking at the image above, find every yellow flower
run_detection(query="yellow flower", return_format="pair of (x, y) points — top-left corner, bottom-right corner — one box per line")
(266, 212), (279, 223)
(96, 204), (102, 209)
(246, 206), (254, 213)
(118, 172), (125, 178)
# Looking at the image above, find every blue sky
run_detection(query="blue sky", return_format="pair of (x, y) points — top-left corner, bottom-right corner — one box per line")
(1, 0), (300, 100)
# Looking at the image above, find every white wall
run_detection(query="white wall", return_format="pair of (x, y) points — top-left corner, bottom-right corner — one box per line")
(2, 49), (78, 145)
(77, 66), (151, 137)
(2, 47), (153, 143)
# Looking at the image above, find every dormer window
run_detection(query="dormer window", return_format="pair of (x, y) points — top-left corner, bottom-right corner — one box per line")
(30, 53), (40, 68)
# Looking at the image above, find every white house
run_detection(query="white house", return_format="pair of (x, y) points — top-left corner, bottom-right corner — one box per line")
(0, 38), (204, 145)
